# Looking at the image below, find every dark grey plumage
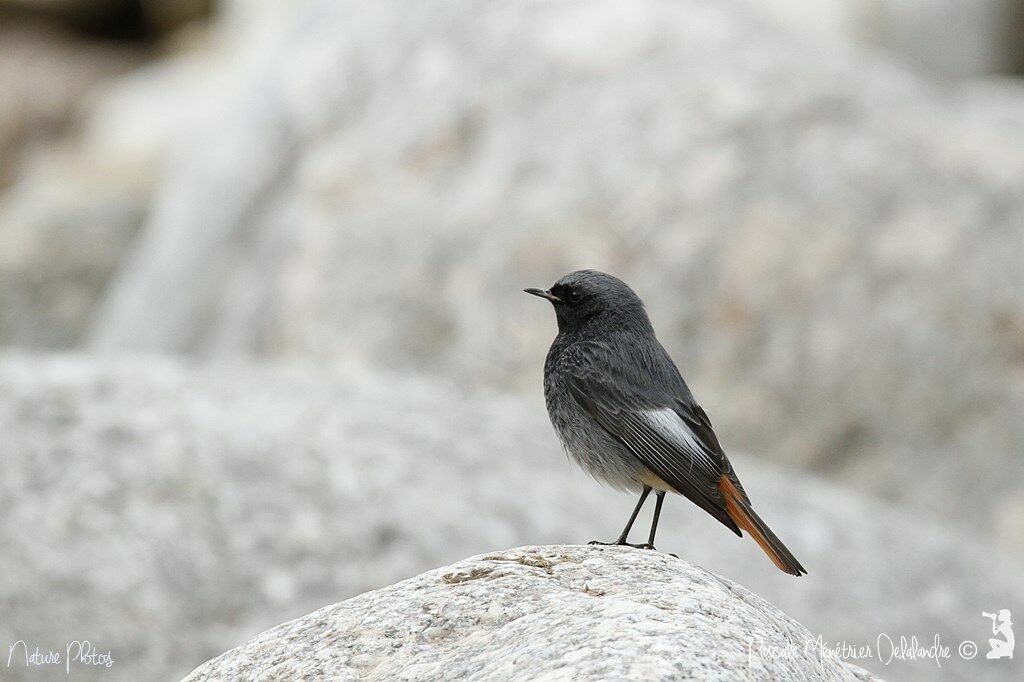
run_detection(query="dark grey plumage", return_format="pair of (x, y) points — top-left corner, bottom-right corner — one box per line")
(525, 269), (806, 576)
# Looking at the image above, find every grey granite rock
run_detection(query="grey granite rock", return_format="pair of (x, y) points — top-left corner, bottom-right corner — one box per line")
(183, 546), (882, 681)
(0, 175), (145, 347)
(1, 354), (1019, 681)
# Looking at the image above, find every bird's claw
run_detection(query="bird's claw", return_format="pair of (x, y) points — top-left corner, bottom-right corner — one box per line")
(588, 540), (658, 550)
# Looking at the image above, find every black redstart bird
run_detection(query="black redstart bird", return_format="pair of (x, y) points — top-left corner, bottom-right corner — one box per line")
(525, 269), (806, 576)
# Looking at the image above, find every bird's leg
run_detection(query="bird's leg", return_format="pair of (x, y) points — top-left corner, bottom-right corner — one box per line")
(589, 486), (651, 546)
(633, 491), (666, 550)
(634, 491), (675, 557)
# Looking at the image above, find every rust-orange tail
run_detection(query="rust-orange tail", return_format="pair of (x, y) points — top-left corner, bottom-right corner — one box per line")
(719, 476), (806, 576)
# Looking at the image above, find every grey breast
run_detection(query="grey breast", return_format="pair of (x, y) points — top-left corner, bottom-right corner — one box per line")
(543, 348), (646, 492)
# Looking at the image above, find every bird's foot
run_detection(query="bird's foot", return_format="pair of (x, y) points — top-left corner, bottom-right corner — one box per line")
(588, 540), (656, 550)
(587, 540), (677, 557)
(639, 544), (680, 558)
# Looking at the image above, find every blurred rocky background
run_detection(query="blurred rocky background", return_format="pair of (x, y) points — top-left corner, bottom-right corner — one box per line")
(1, 0), (1022, 680)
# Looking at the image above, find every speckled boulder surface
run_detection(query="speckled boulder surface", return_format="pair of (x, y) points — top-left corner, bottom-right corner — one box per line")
(2, 353), (1021, 681)
(183, 546), (881, 681)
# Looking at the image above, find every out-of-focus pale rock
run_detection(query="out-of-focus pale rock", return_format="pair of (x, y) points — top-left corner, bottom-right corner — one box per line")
(0, 10), (231, 349)
(0, 20), (140, 185)
(745, 0), (1021, 77)
(184, 546), (882, 681)
(73, 0), (1024, 539)
(0, 354), (1019, 681)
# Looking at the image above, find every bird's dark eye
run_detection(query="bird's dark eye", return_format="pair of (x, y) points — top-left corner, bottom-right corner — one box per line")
(566, 288), (582, 304)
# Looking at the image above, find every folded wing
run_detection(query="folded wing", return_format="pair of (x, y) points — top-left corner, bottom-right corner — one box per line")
(566, 372), (741, 535)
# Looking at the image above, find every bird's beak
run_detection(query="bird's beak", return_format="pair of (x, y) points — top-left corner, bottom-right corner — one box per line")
(523, 287), (562, 303)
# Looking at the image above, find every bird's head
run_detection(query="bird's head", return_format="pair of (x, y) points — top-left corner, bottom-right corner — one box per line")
(524, 269), (651, 333)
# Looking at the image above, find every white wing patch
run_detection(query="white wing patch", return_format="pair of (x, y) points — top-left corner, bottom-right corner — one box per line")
(639, 408), (721, 479)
